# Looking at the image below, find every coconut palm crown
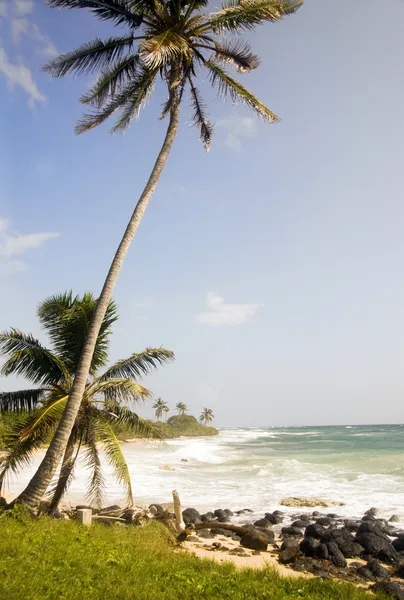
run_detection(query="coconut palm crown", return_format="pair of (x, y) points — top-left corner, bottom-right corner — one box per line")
(199, 407), (214, 425)
(153, 397), (169, 420)
(44, 0), (302, 150)
(0, 292), (174, 509)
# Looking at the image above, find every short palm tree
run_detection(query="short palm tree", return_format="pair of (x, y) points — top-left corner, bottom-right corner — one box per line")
(18, 0), (302, 511)
(153, 398), (169, 421)
(199, 408), (214, 425)
(0, 292), (174, 512)
(176, 402), (188, 416)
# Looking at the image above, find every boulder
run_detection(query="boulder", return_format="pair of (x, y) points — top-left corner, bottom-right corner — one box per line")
(281, 537), (299, 552)
(254, 518), (272, 528)
(282, 526), (303, 537)
(327, 513), (339, 519)
(223, 509), (234, 518)
(292, 520), (311, 529)
(265, 512), (283, 525)
(326, 542), (347, 568)
(214, 509), (230, 523)
(280, 497), (344, 508)
(279, 545), (300, 564)
(197, 529), (215, 539)
(200, 512), (215, 522)
(304, 523), (330, 541)
(393, 537), (404, 552)
(235, 509), (253, 515)
(214, 528), (233, 537)
(393, 563), (404, 579)
(390, 515), (401, 523)
(364, 507), (378, 518)
(182, 508), (201, 525)
(242, 525), (274, 544)
(240, 530), (269, 551)
(300, 537), (319, 557)
(357, 566), (376, 581)
(344, 519), (360, 532)
(316, 517), (332, 527)
(328, 529), (364, 558)
(356, 532), (397, 563)
(148, 504), (165, 518)
(372, 582), (404, 600)
(366, 558), (390, 579)
(316, 543), (329, 560)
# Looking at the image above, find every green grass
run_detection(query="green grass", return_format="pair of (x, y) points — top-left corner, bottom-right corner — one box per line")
(0, 510), (386, 600)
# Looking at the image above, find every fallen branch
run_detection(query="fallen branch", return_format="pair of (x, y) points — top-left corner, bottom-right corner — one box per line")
(194, 521), (246, 535)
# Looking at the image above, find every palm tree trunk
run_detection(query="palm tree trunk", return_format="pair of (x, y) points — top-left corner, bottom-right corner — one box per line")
(48, 432), (77, 515)
(15, 104), (180, 513)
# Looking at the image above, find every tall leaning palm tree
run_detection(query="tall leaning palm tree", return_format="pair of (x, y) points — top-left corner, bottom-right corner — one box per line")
(17, 0), (302, 511)
(1, 292), (173, 512)
(153, 397), (168, 421)
(199, 407), (214, 425)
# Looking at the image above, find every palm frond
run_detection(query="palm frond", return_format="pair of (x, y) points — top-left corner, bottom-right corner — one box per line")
(110, 65), (157, 132)
(205, 59), (278, 122)
(101, 347), (175, 381)
(80, 54), (141, 107)
(88, 377), (152, 403)
(43, 36), (138, 78)
(18, 395), (68, 442)
(83, 427), (105, 507)
(140, 30), (191, 69)
(37, 292), (118, 374)
(96, 419), (134, 506)
(45, 1), (143, 29)
(104, 404), (162, 439)
(75, 83), (136, 133)
(208, 0), (302, 34)
(0, 389), (47, 413)
(188, 76), (213, 152)
(0, 330), (70, 385)
(209, 40), (260, 73)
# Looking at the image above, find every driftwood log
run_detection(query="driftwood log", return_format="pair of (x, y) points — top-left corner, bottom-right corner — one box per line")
(194, 521), (247, 535)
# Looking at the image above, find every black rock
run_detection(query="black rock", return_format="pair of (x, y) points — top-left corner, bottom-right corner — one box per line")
(327, 513), (339, 519)
(355, 531), (397, 562)
(328, 529), (364, 558)
(292, 520), (311, 529)
(273, 510), (284, 516)
(183, 508), (201, 525)
(373, 582), (404, 600)
(357, 520), (391, 538)
(223, 509), (233, 517)
(357, 566), (376, 581)
(300, 537), (319, 557)
(240, 528), (271, 551)
(316, 517), (332, 527)
(197, 529), (215, 539)
(393, 538), (404, 552)
(316, 543), (329, 560)
(279, 545), (300, 564)
(326, 542), (347, 568)
(265, 513), (283, 525)
(254, 518), (272, 528)
(214, 509), (227, 522)
(364, 507), (378, 518)
(214, 528), (233, 537)
(148, 504), (165, 518)
(200, 512), (214, 522)
(344, 520), (360, 532)
(281, 537), (299, 552)
(366, 558), (390, 579)
(282, 526), (303, 537)
(393, 563), (404, 579)
(232, 534), (241, 542)
(235, 509), (253, 515)
(390, 515), (401, 523)
(305, 523), (330, 541)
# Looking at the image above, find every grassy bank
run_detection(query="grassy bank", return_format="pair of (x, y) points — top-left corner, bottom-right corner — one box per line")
(0, 511), (386, 600)
(119, 415), (219, 440)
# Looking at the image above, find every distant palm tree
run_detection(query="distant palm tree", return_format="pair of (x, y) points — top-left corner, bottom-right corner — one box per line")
(199, 408), (214, 425)
(153, 398), (169, 421)
(176, 402), (188, 416)
(0, 292), (174, 512)
(19, 0), (302, 513)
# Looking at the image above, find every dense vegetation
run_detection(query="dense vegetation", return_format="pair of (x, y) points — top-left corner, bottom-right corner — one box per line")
(0, 512), (386, 600)
(119, 415), (218, 440)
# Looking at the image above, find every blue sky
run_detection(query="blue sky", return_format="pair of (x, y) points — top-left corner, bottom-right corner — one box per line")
(0, 0), (403, 426)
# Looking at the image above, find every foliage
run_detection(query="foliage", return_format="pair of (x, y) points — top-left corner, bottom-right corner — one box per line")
(153, 398), (169, 421)
(199, 408), (214, 425)
(117, 414), (218, 439)
(176, 402), (188, 416)
(0, 292), (174, 508)
(0, 517), (386, 600)
(43, 0), (302, 150)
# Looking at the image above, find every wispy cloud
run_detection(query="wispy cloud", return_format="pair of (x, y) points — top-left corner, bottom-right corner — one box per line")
(197, 292), (262, 326)
(217, 114), (258, 152)
(0, 47), (46, 107)
(0, 217), (59, 273)
(0, 1), (8, 18)
(13, 0), (34, 16)
(11, 17), (29, 43)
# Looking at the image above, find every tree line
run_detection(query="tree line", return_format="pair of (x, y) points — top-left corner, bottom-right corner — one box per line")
(152, 399), (214, 425)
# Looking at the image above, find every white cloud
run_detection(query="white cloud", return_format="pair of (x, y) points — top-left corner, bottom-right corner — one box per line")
(11, 17), (29, 43)
(0, 46), (46, 107)
(197, 292), (262, 326)
(31, 24), (58, 57)
(0, 1), (7, 18)
(217, 114), (258, 152)
(13, 0), (34, 16)
(0, 217), (59, 273)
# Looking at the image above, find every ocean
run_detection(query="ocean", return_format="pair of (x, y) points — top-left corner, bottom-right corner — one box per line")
(7, 424), (404, 522)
